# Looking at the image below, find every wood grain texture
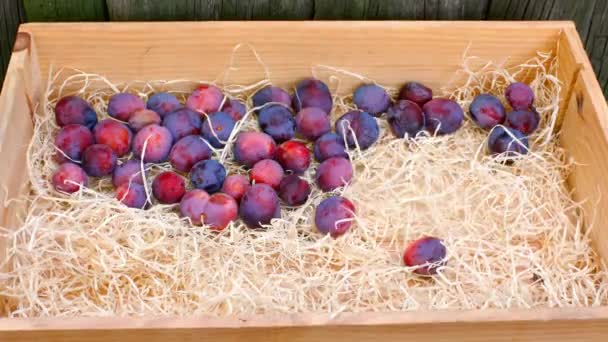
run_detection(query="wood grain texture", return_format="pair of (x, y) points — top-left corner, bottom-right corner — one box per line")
(17, 21), (562, 92)
(24, 0), (108, 21)
(1, 307), (608, 341)
(0, 30), (39, 275)
(106, 0), (313, 20)
(559, 25), (608, 265)
(0, 0), (26, 91)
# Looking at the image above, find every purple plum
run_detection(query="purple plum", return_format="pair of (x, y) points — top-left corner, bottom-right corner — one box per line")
(313, 132), (348, 162)
(315, 196), (356, 238)
(54, 95), (97, 129)
(353, 84), (391, 116)
(335, 110), (379, 150)
(399, 82), (433, 107)
(201, 111), (236, 148)
(52, 162), (88, 193)
(146, 92), (181, 117)
(190, 159), (226, 194)
(239, 184), (281, 228)
(292, 78), (333, 114)
(278, 175), (311, 206)
(295, 107), (331, 141)
(82, 144), (117, 177)
(54, 124), (94, 163)
(162, 107), (202, 141)
(422, 98), (464, 135)
(132, 124), (174, 163)
(108, 93), (145, 122)
(169, 135), (212, 173)
(387, 100), (425, 138)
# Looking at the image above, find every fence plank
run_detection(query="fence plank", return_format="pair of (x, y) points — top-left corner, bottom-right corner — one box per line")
(106, 0), (313, 21)
(585, 1), (608, 94)
(24, 0), (107, 21)
(0, 0), (26, 91)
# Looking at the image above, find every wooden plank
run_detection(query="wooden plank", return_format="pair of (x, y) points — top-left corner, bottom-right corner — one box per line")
(106, 0), (313, 21)
(560, 25), (608, 265)
(2, 307), (608, 341)
(313, 0), (367, 19)
(315, 0), (489, 20)
(16, 21), (563, 93)
(584, 1), (608, 95)
(486, 0), (596, 40)
(221, 0), (313, 20)
(24, 0), (108, 21)
(0, 0), (26, 92)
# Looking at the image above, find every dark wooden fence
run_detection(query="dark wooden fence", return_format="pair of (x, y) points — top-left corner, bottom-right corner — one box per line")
(2, 0), (608, 99)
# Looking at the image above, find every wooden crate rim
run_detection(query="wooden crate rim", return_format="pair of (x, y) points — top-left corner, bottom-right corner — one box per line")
(1, 306), (608, 331)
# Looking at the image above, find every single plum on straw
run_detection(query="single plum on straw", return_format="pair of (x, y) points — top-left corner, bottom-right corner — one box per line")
(403, 236), (447, 276)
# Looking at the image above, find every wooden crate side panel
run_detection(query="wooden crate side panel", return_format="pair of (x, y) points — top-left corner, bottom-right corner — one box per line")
(560, 27), (608, 263)
(19, 21), (562, 95)
(1, 317), (608, 341)
(0, 31), (40, 289)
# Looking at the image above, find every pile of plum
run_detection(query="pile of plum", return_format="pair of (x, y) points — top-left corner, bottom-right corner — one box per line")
(50, 77), (537, 276)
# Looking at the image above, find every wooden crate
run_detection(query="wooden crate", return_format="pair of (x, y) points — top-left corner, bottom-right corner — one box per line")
(1, 21), (607, 341)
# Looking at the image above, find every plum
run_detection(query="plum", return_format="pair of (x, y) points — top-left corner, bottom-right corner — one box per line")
(488, 126), (529, 160)
(108, 93), (145, 122)
(190, 159), (226, 194)
(250, 159), (284, 190)
(152, 171), (185, 204)
(505, 109), (540, 135)
(403, 236), (447, 275)
(422, 98), (464, 135)
(335, 110), (379, 150)
(54, 95), (97, 129)
(258, 105), (296, 143)
(146, 92), (181, 117)
(186, 85), (224, 114)
(162, 107), (202, 141)
(115, 183), (147, 209)
(233, 131), (276, 167)
(278, 175), (311, 206)
(128, 109), (162, 131)
(313, 132), (348, 162)
(112, 159), (146, 187)
(52, 162), (88, 193)
(169, 135), (212, 173)
(295, 107), (330, 141)
(292, 78), (333, 114)
(132, 124), (173, 163)
(54, 124), (94, 163)
(505, 82), (534, 110)
(93, 119), (132, 157)
(469, 94), (506, 130)
(220, 174), (250, 202)
(314, 196), (355, 238)
(201, 111), (236, 148)
(179, 189), (210, 225)
(252, 85), (291, 110)
(398, 82), (433, 107)
(221, 99), (246, 121)
(353, 84), (391, 116)
(82, 144), (117, 177)
(239, 184), (281, 228)
(387, 100), (425, 138)
(276, 140), (311, 174)
(201, 193), (238, 231)
(315, 157), (353, 192)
